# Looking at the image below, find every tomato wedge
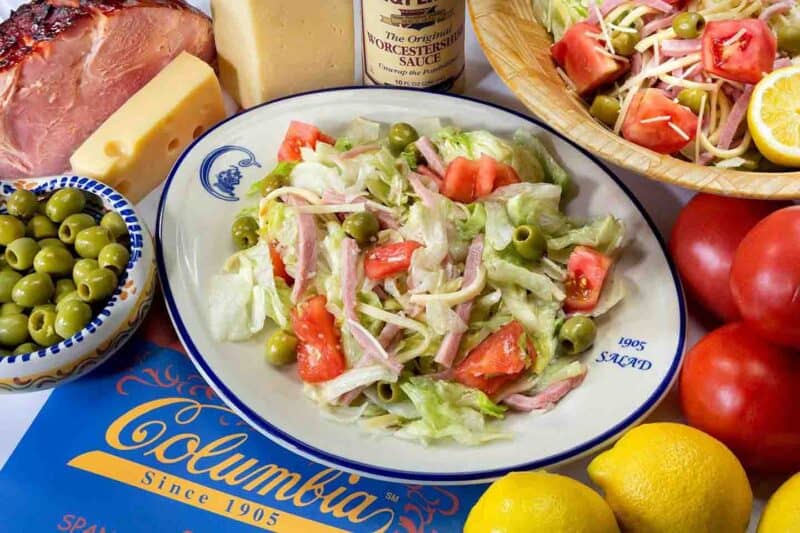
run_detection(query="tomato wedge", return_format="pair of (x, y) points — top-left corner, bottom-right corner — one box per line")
(364, 241), (423, 281)
(622, 89), (698, 154)
(454, 321), (533, 396)
(551, 22), (628, 95)
(442, 155), (521, 203)
(564, 246), (612, 313)
(291, 296), (345, 383)
(269, 242), (291, 284)
(277, 121), (336, 162)
(702, 19), (776, 84)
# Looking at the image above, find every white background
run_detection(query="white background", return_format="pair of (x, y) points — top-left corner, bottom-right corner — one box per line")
(0, 0), (780, 528)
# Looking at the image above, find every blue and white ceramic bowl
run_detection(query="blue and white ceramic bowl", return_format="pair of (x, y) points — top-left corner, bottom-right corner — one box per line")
(0, 176), (156, 393)
(158, 88), (686, 484)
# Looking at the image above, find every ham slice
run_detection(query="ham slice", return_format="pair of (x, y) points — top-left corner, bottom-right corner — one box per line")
(286, 196), (318, 303)
(718, 85), (753, 150)
(503, 371), (587, 412)
(434, 235), (484, 367)
(415, 137), (447, 177)
(0, 0), (214, 179)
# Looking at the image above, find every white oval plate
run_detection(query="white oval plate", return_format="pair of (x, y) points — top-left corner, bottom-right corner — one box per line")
(157, 88), (685, 485)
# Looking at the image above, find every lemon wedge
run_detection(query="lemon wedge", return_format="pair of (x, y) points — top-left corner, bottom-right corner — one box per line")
(748, 65), (800, 167)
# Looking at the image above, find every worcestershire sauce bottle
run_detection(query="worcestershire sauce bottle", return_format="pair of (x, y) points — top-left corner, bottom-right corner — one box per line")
(361, 0), (466, 93)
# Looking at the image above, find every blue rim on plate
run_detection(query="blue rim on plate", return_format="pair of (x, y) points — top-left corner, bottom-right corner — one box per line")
(156, 87), (687, 484)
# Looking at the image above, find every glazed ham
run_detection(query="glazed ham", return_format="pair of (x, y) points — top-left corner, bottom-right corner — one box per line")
(0, 0), (214, 179)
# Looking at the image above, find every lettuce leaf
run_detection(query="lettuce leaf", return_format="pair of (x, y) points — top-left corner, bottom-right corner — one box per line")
(248, 162), (296, 197)
(433, 127), (514, 164)
(512, 129), (576, 203)
(500, 184), (569, 235)
(531, 0), (594, 41)
(396, 377), (509, 445)
(455, 203), (487, 241)
(484, 201), (515, 251)
(484, 250), (566, 302)
(261, 199), (299, 273)
(498, 285), (562, 374)
(547, 215), (625, 261)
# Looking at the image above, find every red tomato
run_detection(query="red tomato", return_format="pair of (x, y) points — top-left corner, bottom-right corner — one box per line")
(442, 156), (521, 203)
(669, 194), (786, 323)
(702, 19), (776, 84)
(564, 246), (612, 313)
(730, 206), (800, 349)
(269, 242), (291, 284)
(551, 22), (628, 95)
(291, 296), (345, 383)
(364, 241), (423, 281)
(680, 322), (800, 473)
(621, 89), (698, 154)
(454, 321), (533, 396)
(442, 157), (479, 203)
(277, 121), (335, 162)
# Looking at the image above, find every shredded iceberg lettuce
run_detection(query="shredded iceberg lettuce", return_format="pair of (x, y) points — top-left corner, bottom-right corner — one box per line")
(433, 127), (515, 164)
(547, 215), (625, 260)
(397, 377), (509, 445)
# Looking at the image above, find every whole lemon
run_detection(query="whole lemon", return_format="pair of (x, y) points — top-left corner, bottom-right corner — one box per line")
(588, 423), (752, 533)
(759, 473), (800, 532)
(464, 471), (619, 533)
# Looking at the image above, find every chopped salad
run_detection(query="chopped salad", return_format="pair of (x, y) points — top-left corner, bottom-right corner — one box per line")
(209, 118), (627, 445)
(533, 0), (800, 169)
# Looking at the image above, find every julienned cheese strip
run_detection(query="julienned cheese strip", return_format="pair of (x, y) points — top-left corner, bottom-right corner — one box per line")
(70, 52), (225, 202)
(211, 0), (355, 109)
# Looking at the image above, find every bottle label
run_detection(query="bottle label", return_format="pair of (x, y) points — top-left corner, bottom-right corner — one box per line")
(362, 0), (466, 92)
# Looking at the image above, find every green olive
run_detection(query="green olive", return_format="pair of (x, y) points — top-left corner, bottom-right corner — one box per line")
(0, 303), (24, 316)
(342, 211), (380, 245)
(611, 31), (640, 57)
(55, 279), (77, 304)
(6, 190), (39, 219)
(777, 24), (800, 55)
(45, 189), (86, 223)
(26, 215), (58, 239)
(677, 88), (706, 114)
(672, 12), (705, 39)
(590, 95), (621, 127)
(73, 258), (99, 286)
(388, 123), (420, 155)
(0, 314), (29, 347)
(28, 307), (61, 346)
(11, 272), (55, 308)
(0, 348), (9, 358)
(56, 291), (81, 310)
(100, 211), (128, 241)
(739, 148), (763, 171)
(559, 316), (598, 355)
(512, 225), (547, 261)
(265, 330), (298, 366)
(58, 213), (96, 244)
(0, 215), (26, 246)
(376, 381), (403, 403)
(13, 342), (40, 355)
(5, 237), (40, 271)
(0, 270), (22, 304)
(231, 216), (259, 250)
(74, 226), (113, 259)
(33, 246), (75, 277)
(33, 303), (56, 315)
(38, 238), (67, 250)
(55, 300), (93, 339)
(258, 161), (295, 197)
(97, 243), (130, 275)
(77, 268), (118, 303)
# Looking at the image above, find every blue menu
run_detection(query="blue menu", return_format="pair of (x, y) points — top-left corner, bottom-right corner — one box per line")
(0, 302), (486, 532)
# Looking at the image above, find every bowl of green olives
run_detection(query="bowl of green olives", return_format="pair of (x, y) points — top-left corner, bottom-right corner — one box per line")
(0, 176), (156, 393)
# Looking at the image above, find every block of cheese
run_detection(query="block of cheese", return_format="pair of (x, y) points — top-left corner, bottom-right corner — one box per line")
(70, 52), (225, 202)
(211, 0), (355, 109)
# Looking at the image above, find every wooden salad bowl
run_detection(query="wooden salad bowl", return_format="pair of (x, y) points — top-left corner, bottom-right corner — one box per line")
(468, 0), (800, 199)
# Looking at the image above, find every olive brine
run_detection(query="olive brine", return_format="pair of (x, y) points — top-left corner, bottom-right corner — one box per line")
(0, 188), (130, 356)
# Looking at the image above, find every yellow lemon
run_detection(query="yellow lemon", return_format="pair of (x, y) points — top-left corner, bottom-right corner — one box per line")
(758, 472), (800, 533)
(464, 471), (619, 533)
(747, 65), (800, 167)
(587, 423), (752, 533)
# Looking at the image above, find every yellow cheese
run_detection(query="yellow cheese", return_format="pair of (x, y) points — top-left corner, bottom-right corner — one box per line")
(70, 52), (225, 202)
(211, 0), (355, 109)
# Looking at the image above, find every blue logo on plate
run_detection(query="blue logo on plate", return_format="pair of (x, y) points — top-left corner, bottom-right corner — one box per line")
(199, 146), (262, 202)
